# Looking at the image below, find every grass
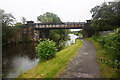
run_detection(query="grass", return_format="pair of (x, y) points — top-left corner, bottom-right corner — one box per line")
(87, 38), (120, 78)
(17, 39), (83, 78)
(78, 33), (83, 37)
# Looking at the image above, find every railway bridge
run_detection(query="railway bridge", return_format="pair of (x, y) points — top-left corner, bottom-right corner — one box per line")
(25, 20), (92, 40)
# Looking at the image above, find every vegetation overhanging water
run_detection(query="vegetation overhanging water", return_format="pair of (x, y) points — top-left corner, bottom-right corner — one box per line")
(2, 33), (79, 78)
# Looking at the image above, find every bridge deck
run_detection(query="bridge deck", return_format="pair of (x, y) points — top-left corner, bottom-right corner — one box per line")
(27, 22), (85, 29)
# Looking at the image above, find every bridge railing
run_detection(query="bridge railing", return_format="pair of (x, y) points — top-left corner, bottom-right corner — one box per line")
(27, 22), (85, 29)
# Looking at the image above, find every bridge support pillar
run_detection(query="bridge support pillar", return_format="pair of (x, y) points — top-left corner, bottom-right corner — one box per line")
(83, 20), (93, 38)
(39, 29), (50, 40)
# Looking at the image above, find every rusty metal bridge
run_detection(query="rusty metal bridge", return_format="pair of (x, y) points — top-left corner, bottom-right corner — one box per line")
(26, 21), (87, 29)
(25, 20), (91, 39)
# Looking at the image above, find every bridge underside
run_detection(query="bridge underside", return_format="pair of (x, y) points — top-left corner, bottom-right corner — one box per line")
(36, 27), (84, 40)
(35, 26), (83, 39)
(39, 29), (50, 40)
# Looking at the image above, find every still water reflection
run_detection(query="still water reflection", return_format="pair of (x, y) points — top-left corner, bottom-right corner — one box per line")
(2, 43), (39, 78)
(66, 34), (79, 46)
(2, 34), (79, 78)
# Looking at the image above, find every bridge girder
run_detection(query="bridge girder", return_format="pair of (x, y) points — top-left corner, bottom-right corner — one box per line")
(26, 22), (85, 29)
(26, 20), (92, 39)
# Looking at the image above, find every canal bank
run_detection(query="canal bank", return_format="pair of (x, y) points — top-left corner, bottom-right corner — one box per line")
(2, 34), (79, 78)
(17, 39), (83, 78)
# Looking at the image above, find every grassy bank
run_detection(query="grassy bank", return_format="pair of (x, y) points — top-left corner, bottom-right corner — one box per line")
(87, 38), (120, 78)
(18, 39), (83, 78)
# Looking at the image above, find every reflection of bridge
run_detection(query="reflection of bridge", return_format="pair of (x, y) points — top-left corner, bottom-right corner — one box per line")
(25, 20), (92, 40)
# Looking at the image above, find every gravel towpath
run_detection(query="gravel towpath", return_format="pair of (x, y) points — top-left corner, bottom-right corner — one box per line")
(60, 39), (101, 78)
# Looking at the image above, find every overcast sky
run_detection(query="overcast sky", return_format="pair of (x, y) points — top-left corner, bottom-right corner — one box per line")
(1, 0), (114, 23)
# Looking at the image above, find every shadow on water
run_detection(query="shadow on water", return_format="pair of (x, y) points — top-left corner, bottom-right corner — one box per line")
(2, 42), (39, 78)
(2, 34), (80, 78)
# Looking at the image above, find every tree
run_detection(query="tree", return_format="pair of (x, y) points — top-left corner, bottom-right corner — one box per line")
(15, 22), (26, 29)
(37, 12), (62, 23)
(90, 5), (100, 18)
(21, 17), (26, 24)
(1, 9), (15, 26)
(90, 1), (120, 34)
(1, 9), (17, 43)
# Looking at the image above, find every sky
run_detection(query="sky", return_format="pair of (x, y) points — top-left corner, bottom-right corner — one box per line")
(0, 0), (114, 31)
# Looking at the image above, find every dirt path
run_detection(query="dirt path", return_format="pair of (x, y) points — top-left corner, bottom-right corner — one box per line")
(60, 39), (101, 78)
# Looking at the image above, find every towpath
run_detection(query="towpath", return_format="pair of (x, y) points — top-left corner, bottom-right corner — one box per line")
(60, 39), (101, 78)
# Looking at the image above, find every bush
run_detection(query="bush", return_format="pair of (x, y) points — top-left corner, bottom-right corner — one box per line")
(97, 35), (120, 60)
(92, 35), (120, 69)
(36, 39), (58, 62)
(115, 28), (120, 35)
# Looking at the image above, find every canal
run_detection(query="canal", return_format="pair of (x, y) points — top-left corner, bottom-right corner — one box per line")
(2, 34), (79, 78)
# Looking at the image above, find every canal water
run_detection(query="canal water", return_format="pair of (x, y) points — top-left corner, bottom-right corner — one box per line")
(2, 34), (79, 78)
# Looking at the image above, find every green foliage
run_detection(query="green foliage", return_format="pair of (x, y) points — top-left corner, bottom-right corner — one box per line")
(114, 28), (120, 35)
(2, 22), (26, 44)
(91, 2), (120, 20)
(1, 9), (26, 44)
(92, 35), (120, 69)
(71, 31), (79, 36)
(91, 19), (116, 32)
(91, 1), (120, 34)
(1, 9), (15, 26)
(88, 38), (120, 78)
(71, 30), (83, 37)
(37, 12), (62, 23)
(36, 39), (58, 62)
(50, 29), (70, 51)
(15, 22), (26, 29)
(18, 39), (83, 78)
(37, 12), (70, 51)
(90, 1), (120, 73)
(1, 9), (17, 43)
(2, 25), (17, 43)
